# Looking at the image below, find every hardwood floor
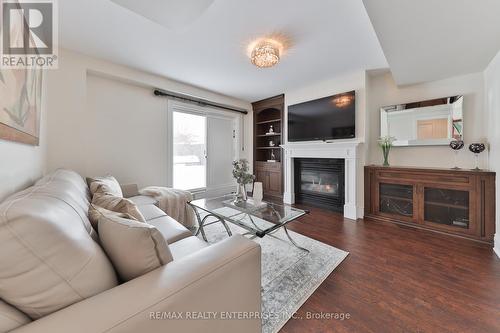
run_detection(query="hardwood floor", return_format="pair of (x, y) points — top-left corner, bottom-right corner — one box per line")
(280, 205), (500, 333)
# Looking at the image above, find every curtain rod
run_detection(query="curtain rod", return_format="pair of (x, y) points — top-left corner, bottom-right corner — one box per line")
(153, 89), (248, 115)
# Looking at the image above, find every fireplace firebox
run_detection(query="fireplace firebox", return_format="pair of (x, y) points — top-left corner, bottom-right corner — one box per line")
(294, 158), (345, 212)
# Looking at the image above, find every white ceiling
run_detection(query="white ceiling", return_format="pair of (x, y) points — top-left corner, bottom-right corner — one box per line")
(363, 0), (500, 86)
(58, 0), (388, 102)
(109, 0), (215, 30)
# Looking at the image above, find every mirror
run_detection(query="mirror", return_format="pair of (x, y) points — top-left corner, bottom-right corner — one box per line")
(380, 96), (463, 146)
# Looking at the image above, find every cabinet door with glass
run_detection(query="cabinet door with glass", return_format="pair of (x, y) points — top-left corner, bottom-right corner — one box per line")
(376, 181), (417, 223)
(420, 185), (477, 236)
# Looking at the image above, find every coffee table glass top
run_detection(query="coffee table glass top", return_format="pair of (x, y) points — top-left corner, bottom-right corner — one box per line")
(189, 194), (307, 236)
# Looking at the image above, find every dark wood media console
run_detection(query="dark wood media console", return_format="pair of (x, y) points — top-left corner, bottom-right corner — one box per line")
(364, 165), (496, 244)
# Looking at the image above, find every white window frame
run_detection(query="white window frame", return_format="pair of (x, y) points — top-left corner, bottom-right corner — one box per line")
(167, 99), (242, 196)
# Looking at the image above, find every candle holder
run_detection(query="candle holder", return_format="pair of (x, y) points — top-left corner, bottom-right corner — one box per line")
(449, 139), (464, 169)
(468, 143), (486, 170)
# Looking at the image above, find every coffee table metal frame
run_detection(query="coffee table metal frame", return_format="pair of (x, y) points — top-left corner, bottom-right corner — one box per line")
(188, 196), (309, 252)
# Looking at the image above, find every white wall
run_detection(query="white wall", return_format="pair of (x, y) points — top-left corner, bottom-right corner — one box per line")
(0, 76), (47, 202)
(85, 74), (169, 186)
(485, 49), (500, 257)
(284, 70), (367, 215)
(45, 49), (251, 188)
(366, 71), (487, 169)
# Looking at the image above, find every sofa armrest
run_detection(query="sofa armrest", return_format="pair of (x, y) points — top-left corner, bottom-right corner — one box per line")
(120, 183), (140, 198)
(12, 235), (261, 333)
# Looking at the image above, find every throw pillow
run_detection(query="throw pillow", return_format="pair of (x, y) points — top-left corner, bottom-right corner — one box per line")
(88, 204), (137, 230)
(92, 194), (145, 223)
(98, 215), (173, 281)
(87, 176), (123, 197)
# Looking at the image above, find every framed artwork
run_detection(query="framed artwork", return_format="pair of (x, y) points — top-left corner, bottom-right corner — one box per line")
(0, 0), (44, 146)
(0, 67), (43, 146)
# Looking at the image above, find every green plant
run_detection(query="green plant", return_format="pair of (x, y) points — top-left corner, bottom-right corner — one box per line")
(232, 159), (255, 185)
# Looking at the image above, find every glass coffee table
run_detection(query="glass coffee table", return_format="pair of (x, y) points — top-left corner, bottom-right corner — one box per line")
(188, 195), (309, 252)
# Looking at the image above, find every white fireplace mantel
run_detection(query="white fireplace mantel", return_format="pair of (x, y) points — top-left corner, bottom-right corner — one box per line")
(281, 140), (362, 220)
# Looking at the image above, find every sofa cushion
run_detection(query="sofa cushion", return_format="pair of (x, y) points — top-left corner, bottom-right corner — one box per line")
(169, 236), (208, 260)
(147, 215), (193, 244)
(128, 195), (158, 206)
(98, 215), (173, 281)
(33, 169), (97, 240)
(92, 194), (145, 222)
(0, 170), (118, 319)
(137, 204), (166, 221)
(87, 176), (123, 198)
(0, 300), (31, 333)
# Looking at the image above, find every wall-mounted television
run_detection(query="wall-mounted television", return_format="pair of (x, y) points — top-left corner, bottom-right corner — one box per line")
(288, 90), (355, 142)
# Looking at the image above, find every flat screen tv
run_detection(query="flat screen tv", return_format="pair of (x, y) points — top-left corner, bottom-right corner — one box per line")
(288, 90), (355, 142)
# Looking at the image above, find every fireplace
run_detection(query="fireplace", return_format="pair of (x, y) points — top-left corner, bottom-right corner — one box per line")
(294, 158), (345, 212)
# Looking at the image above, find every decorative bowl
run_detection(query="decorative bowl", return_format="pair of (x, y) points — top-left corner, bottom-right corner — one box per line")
(469, 143), (485, 154)
(449, 140), (464, 151)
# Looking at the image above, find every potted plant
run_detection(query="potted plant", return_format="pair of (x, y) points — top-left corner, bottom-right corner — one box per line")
(378, 136), (396, 167)
(232, 159), (255, 203)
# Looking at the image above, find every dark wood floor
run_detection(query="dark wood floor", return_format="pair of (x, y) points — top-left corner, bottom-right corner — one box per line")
(280, 205), (500, 333)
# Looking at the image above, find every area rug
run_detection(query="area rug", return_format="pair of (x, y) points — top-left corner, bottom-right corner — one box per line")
(198, 207), (349, 333)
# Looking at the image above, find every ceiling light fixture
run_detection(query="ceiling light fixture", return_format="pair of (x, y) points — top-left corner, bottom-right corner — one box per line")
(250, 40), (281, 68)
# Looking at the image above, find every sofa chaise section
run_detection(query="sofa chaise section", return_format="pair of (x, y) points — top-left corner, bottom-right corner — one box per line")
(11, 235), (261, 333)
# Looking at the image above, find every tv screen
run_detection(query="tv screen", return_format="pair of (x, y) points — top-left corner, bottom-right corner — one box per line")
(288, 91), (355, 142)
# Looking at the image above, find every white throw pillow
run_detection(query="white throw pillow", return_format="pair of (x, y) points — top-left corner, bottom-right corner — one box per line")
(98, 215), (173, 281)
(92, 194), (145, 223)
(87, 176), (123, 197)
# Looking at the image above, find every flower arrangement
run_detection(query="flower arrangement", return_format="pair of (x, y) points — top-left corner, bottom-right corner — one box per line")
(232, 159), (255, 185)
(232, 159), (255, 203)
(378, 136), (396, 167)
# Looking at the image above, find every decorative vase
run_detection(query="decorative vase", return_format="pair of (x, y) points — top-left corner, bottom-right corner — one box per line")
(469, 143), (486, 170)
(449, 139), (464, 169)
(382, 146), (391, 167)
(253, 182), (263, 203)
(232, 159), (254, 202)
(378, 136), (395, 167)
(234, 183), (248, 203)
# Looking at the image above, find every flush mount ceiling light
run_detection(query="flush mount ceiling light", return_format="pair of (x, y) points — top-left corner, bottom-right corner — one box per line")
(250, 39), (282, 68)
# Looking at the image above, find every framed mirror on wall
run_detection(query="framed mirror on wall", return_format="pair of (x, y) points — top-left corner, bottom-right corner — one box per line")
(380, 96), (463, 146)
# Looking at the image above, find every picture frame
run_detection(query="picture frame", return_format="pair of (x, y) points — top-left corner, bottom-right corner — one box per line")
(0, 68), (43, 145)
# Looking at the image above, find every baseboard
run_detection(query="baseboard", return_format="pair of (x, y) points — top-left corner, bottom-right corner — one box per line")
(494, 234), (500, 259)
(283, 191), (294, 204)
(344, 205), (363, 221)
(343, 204), (358, 220)
(356, 206), (364, 219)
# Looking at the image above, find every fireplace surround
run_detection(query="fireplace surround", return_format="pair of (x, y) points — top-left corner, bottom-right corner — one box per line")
(294, 158), (345, 212)
(281, 140), (361, 220)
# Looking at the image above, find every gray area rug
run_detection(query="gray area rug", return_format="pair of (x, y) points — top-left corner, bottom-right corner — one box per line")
(199, 207), (349, 333)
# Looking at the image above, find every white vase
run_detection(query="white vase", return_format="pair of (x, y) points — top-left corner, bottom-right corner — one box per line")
(234, 183), (247, 203)
(253, 182), (263, 203)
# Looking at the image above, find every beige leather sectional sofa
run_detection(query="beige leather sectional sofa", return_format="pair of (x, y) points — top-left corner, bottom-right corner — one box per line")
(0, 169), (261, 333)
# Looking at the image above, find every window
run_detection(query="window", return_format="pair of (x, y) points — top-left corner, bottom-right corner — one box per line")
(169, 101), (241, 195)
(172, 111), (206, 190)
